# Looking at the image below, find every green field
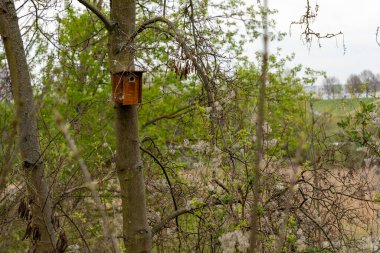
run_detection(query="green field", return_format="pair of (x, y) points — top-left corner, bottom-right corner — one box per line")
(312, 98), (375, 133)
(314, 98), (374, 115)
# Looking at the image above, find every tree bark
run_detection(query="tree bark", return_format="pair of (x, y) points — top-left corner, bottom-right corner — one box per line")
(0, 0), (56, 252)
(249, 1), (269, 252)
(109, 0), (152, 252)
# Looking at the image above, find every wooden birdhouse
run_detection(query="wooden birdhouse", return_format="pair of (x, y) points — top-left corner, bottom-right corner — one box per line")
(112, 70), (143, 105)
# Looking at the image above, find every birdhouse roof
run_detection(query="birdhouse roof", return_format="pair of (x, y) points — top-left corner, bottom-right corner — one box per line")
(113, 70), (145, 74)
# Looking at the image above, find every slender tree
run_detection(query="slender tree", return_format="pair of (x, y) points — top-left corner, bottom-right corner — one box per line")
(360, 69), (377, 97)
(346, 74), (362, 97)
(109, 0), (152, 251)
(249, 0), (269, 252)
(322, 77), (341, 99)
(77, 0), (152, 251)
(0, 0), (56, 252)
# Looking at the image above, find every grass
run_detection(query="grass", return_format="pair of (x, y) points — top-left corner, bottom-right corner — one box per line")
(313, 98), (374, 116)
(312, 98), (375, 133)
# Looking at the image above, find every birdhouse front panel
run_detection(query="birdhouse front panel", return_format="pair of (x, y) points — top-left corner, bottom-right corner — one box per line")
(111, 71), (143, 105)
(123, 75), (139, 105)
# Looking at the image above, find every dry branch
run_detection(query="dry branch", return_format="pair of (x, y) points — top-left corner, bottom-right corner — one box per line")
(55, 111), (120, 253)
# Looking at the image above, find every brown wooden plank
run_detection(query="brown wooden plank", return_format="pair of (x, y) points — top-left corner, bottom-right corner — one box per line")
(123, 77), (139, 105)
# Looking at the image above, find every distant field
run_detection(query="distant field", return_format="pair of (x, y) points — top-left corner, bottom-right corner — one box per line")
(312, 98), (375, 133)
(313, 98), (374, 116)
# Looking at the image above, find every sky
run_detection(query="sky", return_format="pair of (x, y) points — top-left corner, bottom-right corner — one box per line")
(264, 0), (380, 85)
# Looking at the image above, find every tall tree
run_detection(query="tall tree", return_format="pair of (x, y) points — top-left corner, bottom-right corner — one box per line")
(109, 0), (152, 251)
(78, 0), (151, 250)
(250, 0), (268, 251)
(322, 76), (342, 99)
(360, 69), (378, 97)
(346, 74), (362, 97)
(0, 0), (57, 252)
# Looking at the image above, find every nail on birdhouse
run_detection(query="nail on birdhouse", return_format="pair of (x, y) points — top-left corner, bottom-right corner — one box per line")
(112, 70), (143, 105)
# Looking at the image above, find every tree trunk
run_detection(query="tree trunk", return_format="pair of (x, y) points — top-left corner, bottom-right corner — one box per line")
(109, 0), (152, 252)
(0, 0), (56, 252)
(249, 0), (269, 251)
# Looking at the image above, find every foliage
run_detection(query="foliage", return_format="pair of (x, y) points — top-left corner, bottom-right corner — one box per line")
(1, 0), (380, 252)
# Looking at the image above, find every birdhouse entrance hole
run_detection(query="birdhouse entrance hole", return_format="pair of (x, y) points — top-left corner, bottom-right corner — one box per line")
(112, 70), (143, 105)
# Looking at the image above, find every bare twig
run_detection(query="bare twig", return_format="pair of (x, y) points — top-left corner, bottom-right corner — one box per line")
(55, 111), (120, 253)
(291, 0), (343, 48)
(0, 142), (18, 193)
(142, 104), (195, 128)
(140, 146), (180, 229)
(57, 204), (92, 253)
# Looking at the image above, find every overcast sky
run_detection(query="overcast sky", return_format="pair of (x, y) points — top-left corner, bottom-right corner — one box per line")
(263, 0), (380, 85)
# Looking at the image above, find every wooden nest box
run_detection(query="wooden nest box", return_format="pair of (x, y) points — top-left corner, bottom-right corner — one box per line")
(112, 70), (144, 105)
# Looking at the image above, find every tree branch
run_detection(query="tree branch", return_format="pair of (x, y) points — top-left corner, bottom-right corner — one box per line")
(124, 16), (218, 141)
(55, 111), (120, 253)
(125, 17), (214, 104)
(142, 104), (195, 128)
(57, 205), (92, 253)
(299, 207), (336, 252)
(152, 198), (241, 235)
(140, 146), (180, 229)
(152, 207), (198, 235)
(290, 0), (343, 48)
(77, 0), (113, 31)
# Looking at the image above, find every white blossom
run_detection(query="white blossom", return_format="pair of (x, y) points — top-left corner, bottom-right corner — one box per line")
(205, 106), (213, 113)
(370, 111), (378, 119)
(265, 138), (278, 148)
(364, 157), (372, 168)
(322, 241), (330, 248)
(191, 140), (209, 153)
(212, 154), (222, 168)
(207, 183), (216, 192)
(356, 146), (368, 152)
(193, 162), (203, 169)
(315, 216), (322, 224)
(67, 244), (80, 253)
(221, 90), (236, 104)
(214, 101), (223, 111)
(263, 122), (272, 134)
(147, 211), (161, 223)
(219, 230), (249, 253)
(275, 182), (286, 191)
(296, 229), (307, 250)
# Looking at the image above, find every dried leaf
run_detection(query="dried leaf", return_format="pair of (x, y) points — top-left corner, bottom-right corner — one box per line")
(56, 230), (68, 253)
(22, 222), (32, 240)
(32, 225), (41, 241)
